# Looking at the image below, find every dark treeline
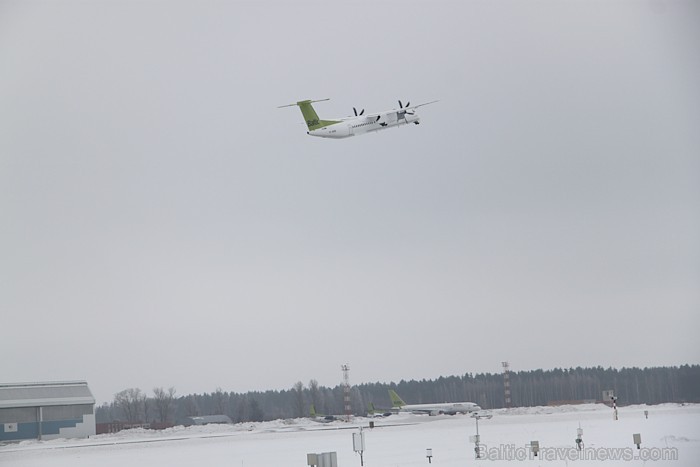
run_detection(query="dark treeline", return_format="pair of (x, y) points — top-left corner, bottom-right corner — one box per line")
(96, 365), (700, 424)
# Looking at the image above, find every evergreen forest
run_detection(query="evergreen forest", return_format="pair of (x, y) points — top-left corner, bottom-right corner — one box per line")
(96, 364), (700, 424)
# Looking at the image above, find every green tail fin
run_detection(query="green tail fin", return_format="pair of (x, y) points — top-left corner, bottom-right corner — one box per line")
(297, 100), (321, 130)
(279, 99), (340, 131)
(388, 390), (406, 408)
(297, 100), (341, 131)
(310, 404), (318, 417)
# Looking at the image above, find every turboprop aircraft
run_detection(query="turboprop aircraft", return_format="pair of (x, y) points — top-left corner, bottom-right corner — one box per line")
(389, 389), (481, 416)
(278, 99), (438, 139)
(309, 404), (340, 423)
(367, 402), (393, 418)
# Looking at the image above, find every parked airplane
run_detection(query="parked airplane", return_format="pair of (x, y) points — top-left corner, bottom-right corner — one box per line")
(309, 404), (339, 423)
(366, 402), (393, 418)
(278, 99), (438, 139)
(388, 389), (481, 416)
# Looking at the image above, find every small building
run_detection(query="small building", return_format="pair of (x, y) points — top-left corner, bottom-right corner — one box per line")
(0, 381), (96, 442)
(181, 414), (232, 426)
(547, 399), (598, 406)
(601, 389), (616, 407)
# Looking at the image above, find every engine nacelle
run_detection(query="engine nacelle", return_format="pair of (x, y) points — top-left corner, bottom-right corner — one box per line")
(405, 113), (420, 125)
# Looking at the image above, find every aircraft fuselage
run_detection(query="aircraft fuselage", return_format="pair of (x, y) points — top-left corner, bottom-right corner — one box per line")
(400, 402), (482, 416)
(308, 111), (421, 139)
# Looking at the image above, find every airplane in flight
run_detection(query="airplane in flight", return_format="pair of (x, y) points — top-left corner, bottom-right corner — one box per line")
(388, 389), (481, 416)
(278, 99), (438, 139)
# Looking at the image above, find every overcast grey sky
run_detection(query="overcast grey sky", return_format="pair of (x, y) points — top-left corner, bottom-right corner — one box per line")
(1, 0), (699, 404)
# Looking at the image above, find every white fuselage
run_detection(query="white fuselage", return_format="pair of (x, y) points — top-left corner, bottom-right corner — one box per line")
(308, 110), (421, 138)
(399, 402), (482, 416)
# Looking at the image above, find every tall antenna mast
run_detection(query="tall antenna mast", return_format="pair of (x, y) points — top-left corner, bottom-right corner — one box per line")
(502, 361), (511, 408)
(341, 364), (351, 421)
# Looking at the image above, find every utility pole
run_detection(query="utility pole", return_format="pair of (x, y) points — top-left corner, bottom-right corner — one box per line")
(342, 364), (351, 422)
(470, 412), (492, 459)
(502, 361), (511, 408)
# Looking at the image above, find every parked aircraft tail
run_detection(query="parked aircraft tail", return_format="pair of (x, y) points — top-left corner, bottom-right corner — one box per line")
(388, 389), (407, 408)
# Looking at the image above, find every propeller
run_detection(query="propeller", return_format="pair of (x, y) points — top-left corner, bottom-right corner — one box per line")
(353, 107), (365, 116)
(398, 100), (415, 117)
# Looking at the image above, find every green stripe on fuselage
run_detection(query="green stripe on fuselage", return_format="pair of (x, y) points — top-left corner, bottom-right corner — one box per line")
(297, 100), (340, 131)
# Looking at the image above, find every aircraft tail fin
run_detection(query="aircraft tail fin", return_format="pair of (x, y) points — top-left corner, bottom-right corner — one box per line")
(388, 389), (406, 408)
(309, 404), (318, 418)
(278, 99), (339, 131)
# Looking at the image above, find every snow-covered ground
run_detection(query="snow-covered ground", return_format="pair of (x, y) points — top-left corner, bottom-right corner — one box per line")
(1, 403), (698, 466)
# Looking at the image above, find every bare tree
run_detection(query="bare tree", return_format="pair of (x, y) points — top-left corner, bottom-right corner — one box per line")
(249, 398), (264, 422)
(183, 395), (199, 417)
(212, 387), (228, 415)
(153, 386), (177, 423)
(114, 388), (145, 422)
(143, 395), (150, 423)
(235, 395), (248, 422)
(292, 381), (305, 417)
(309, 379), (321, 414)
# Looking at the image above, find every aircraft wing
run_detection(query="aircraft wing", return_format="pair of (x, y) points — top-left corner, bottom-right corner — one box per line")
(409, 408), (442, 416)
(405, 100), (439, 110)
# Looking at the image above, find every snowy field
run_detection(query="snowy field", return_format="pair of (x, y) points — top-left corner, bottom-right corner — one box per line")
(1, 403), (698, 466)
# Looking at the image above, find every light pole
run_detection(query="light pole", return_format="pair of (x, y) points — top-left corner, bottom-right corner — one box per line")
(470, 412), (492, 459)
(353, 429), (365, 466)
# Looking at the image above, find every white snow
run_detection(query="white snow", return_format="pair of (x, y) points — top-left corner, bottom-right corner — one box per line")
(1, 403), (698, 466)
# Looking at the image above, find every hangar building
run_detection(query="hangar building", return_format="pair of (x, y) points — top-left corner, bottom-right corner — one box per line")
(0, 381), (96, 442)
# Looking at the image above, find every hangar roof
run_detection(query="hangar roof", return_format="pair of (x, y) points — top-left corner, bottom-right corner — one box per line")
(0, 381), (95, 409)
